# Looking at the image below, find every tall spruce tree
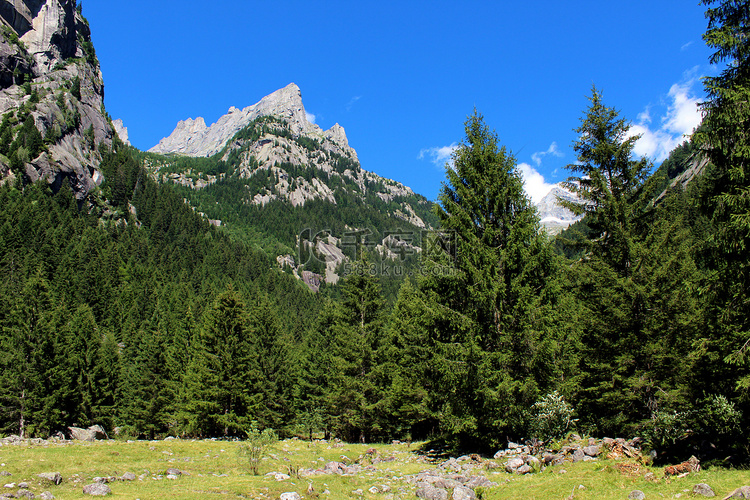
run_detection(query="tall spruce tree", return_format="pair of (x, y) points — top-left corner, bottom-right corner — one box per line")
(422, 110), (571, 449)
(563, 89), (702, 435)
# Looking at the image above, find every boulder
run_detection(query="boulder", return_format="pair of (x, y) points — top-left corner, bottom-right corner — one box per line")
(464, 476), (495, 489)
(505, 457), (525, 473)
(693, 484), (715, 497)
(68, 427), (96, 441)
(416, 485), (449, 500)
(87, 425), (107, 439)
(452, 485), (476, 500)
(583, 445), (600, 457)
(82, 483), (111, 496)
(571, 449), (586, 462)
(37, 472), (61, 485)
(515, 465), (532, 474)
(724, 487), (750, 499)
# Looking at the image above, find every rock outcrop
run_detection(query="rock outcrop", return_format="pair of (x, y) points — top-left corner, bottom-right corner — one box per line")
(0, 0), (116, 199)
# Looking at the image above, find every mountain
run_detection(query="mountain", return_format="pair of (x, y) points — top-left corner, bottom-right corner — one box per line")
(0, 0), (117, 199)
(146, 83), (438, 292)
(536, 185), (582, 234)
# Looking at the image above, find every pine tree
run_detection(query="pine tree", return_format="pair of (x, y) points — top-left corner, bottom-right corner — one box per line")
(176, 286), (253, 437)
(323, 261), (387, 443)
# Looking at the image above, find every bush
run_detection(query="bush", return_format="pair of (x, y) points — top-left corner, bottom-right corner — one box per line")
(528, 391), (575, 442)
(643, 409), (691, 452)
(238, 424), (278, 475)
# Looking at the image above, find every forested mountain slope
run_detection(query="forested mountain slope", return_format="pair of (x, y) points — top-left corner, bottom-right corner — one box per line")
(144, 84), (438, 295)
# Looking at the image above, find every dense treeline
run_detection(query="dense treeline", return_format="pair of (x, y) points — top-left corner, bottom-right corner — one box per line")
(0, 0), (748, 465)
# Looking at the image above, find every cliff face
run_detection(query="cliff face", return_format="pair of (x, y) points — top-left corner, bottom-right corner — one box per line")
(0, 0), (115, 198)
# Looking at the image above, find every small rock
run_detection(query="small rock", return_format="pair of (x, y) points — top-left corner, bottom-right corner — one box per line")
(279, 493), (301, 500)
(165, 468), (182, 476)
(4, 483), (15, 489)
(16, 489), (34, 499)
(120, 472), (136, 481)
(368, 486), (379, 494)
(724, 486), (750, 499)
(166, 474), (178, 480)
(83, 483), (112, 496)
(274, 473), (291, 481)
(452, 485), (476, 500)
(571, 449), (585, 462)
(37, 473), (62, 485)
(578, 485), (586, 490)
(508, 442), (520, 449)
(693, 484), (715, 497)
(352, 489), (363, 496)
(39, 493), (54, 500)
(0, 472), (9, 477)
(18, 483), (28, 489)
(628, 490), (646, 500)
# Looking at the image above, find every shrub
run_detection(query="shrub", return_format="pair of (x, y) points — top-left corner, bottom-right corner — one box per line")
(643, 409), (690, 452)
(529, 391), (575, 442)
(238, 424), (278, 475)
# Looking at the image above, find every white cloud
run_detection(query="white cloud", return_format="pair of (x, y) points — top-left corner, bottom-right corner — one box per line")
(531, 142), (564, 166)
(418, 142), (458, 169)
(305, 111), (316, 124)
(518, 162), (556, 204)
(627, 77), (703, 162)
(346, 96), (361, 111)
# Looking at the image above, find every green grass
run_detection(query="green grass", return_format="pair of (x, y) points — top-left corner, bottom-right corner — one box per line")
(0, 439), (747, 499)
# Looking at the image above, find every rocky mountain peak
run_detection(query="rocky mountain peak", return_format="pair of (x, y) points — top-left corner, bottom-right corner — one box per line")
(150, 83), (353, 158)
(535, 185), (582, 234)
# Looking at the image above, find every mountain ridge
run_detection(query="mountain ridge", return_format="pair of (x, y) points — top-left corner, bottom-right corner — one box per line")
(149, 83), (353, 158)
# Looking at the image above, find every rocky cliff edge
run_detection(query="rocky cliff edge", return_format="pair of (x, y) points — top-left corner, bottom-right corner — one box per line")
(0, 0), (115, 199)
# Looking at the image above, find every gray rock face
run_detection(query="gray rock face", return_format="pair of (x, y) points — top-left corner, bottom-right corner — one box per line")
(112, 118), (130, 145)
(151, 83), (353, 159)
(0, 0), (115, 199)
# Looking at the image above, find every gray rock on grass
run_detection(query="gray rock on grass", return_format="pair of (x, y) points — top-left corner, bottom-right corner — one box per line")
(723, 486), (750, 499)
(37, 473), (62, 485)
(693, 483), (715, 497)
(82, 483), (111, 496)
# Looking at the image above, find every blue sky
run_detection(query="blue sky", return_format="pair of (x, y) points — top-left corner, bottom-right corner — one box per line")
(85, 1), (715, 203)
